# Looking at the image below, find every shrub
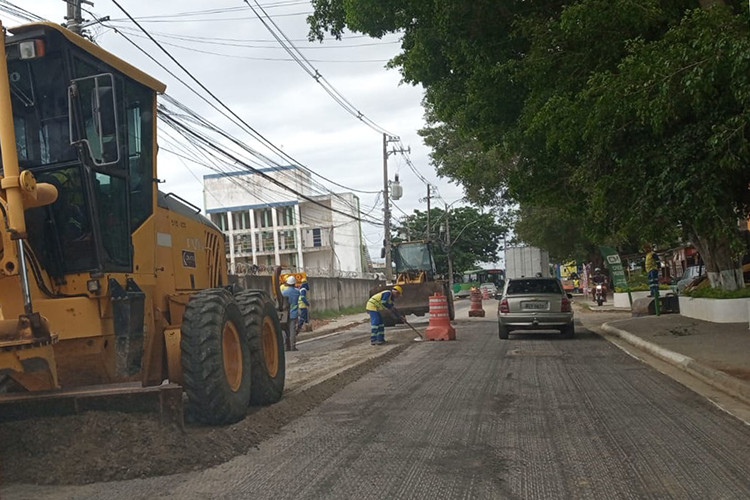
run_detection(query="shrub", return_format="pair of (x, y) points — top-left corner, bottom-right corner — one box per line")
(685, 287), (750, 299)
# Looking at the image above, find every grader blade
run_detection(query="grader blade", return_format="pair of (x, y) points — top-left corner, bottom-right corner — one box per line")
(0, 382), (184, 428)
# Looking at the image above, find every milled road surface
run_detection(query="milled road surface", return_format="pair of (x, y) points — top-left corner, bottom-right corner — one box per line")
(5, 303), (750, 499)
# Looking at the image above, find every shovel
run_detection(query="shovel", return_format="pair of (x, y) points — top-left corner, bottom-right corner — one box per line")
(402, 318), (424, 342)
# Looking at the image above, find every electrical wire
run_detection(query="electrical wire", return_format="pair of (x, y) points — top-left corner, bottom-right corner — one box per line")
(100, 4), (382, 197)
(245, 0), (398, 138)
(158, 108), (384, 226)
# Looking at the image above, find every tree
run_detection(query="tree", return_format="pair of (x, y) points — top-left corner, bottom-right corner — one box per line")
(392, 206), (506, 275)
(309, 0), (750, 290)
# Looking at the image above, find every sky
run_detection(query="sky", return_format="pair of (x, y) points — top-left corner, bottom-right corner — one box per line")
(0, 0), (468, 264)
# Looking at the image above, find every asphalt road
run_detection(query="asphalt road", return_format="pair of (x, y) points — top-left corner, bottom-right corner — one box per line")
(6, 303), (750, 499)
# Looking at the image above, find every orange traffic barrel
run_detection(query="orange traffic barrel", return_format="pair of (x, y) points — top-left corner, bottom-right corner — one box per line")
(425, 292), (456, 341)
(469, 288), (485, 317)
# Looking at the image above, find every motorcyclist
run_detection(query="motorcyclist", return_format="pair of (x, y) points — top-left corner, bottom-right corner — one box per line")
(591, 267), (607, 302)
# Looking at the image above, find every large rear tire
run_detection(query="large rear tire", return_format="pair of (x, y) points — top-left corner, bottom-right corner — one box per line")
(181, 289), (251, 425)
(235, 291), (286, 405)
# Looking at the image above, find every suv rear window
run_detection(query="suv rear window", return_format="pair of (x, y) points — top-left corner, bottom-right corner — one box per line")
(507, 279), (562, 295)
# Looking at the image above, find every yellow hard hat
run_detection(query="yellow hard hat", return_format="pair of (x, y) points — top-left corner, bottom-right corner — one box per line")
(392, 285), (403, 294)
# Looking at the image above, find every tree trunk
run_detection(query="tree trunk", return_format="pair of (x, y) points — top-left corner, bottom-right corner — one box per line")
(689, 229), (743, 291)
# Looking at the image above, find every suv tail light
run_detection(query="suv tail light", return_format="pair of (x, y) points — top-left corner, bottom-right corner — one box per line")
(499, 298), (510, 313)
(561, 296), (572, 312)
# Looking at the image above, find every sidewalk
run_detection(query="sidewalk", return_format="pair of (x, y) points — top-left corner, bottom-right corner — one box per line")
(593, 304), (750, 407)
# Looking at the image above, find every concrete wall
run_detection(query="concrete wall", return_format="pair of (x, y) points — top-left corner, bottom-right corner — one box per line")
(230, 274), (382, 314)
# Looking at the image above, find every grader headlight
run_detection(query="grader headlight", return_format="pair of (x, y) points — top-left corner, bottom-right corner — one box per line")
(18, 39), (45, 60)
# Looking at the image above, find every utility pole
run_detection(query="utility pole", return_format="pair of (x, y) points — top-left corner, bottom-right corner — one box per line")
(66, 0), (86, 35)
(445, 204), (453, 292)
(382, 133), (392, 281)
(426, 185), (431, 242)
(64, 1), (104, 38)
(382, 133), (407, 282)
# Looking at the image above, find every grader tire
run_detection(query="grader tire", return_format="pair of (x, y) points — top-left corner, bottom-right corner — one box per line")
(235, 291), (286, 406)
(181, 289), (252, 425)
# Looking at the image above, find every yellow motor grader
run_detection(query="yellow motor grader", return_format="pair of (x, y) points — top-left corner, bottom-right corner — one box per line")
(0, 21), (286, 425)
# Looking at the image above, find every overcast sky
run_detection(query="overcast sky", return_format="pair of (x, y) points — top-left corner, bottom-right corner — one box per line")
(1, 0), (468, 263)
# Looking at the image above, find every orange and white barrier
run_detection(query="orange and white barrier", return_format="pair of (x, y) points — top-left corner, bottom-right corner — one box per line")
(425, 292), (456, 341)
(469, 288), (485, 317)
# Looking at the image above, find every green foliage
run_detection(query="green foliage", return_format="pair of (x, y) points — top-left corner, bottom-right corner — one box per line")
(686, 287), (750, 299)
(308, 1), (750, 290)
(392, 205), (506, 275)
(613, 272), (670, 293)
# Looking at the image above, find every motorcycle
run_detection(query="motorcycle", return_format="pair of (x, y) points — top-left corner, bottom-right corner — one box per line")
(593, 283), (607, 306)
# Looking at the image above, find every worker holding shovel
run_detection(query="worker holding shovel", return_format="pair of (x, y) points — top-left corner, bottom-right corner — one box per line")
(365, 285), (404, 345)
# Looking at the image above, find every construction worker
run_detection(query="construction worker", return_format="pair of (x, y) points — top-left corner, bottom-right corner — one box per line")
(296, 278), (310, 334)
(281, 275), (300, 351)
(645, 244), (661, 297)
(365, 285), (404, 345)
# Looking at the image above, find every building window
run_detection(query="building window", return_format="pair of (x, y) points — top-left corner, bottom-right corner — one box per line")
(211, 212), (228, 231)
(257, 208), (273, 228)
(313, 228), (321, 247)
(279, 229), (295, 250)
(259, 230), (274, 251)
(234, 234), (252, 253)
(232, 210), (251, 230)
(278, 205), (295, 226)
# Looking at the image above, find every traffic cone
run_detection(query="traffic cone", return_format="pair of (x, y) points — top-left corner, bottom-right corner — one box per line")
(469, 288), (485, 317)
(424, 292), (456, 341)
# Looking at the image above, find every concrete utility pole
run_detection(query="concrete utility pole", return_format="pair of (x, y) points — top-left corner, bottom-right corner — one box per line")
(382, 133), (407, 282)
(64, 0), (105, 38)
(445, 204), (453, 293)
(66, 0), (86, 35)
(382, 134), (392, 281)
(426, 185), (432, 242)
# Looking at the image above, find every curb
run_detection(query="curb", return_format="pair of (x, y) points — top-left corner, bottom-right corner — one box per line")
(601, 322), (750, 407)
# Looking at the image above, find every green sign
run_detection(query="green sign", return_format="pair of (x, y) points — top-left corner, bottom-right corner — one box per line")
(599, 246), (629, 291)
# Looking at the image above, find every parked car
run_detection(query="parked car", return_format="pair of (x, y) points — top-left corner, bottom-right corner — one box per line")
(497, 276), (574, 339)
(479, 282), (499, 299)
(675, 265), (704, 294)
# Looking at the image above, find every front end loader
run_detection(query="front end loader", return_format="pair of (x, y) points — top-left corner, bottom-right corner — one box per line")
(370, 240), (455, 326)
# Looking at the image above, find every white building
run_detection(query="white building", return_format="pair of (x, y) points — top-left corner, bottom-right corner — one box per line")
(203, 166), (368, 277)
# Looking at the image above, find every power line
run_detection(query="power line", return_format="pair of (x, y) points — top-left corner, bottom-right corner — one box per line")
(84, 7), (378, 203)
(103, 27), (389, 63)
(109, 23), (397, 49)
(158, 108), (384, 226)
(243, 0), (434, 189)
(92, 5), (382, 197)
(245, 0), (398, 138)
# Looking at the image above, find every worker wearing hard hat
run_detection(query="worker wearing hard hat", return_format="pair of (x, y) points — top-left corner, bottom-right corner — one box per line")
(296, 278), (310, 335)
(365, 285), (404, 345)
(281, 275), (301, 351)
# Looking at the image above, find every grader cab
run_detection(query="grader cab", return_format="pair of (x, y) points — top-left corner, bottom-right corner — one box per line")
(0, 22), (285, 424)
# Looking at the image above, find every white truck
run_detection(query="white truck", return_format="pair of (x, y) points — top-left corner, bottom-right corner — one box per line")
(505, 246), (552, 279)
